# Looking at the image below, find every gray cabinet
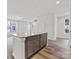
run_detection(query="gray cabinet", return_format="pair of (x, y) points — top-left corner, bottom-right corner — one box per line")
(25, 33), (47, 59)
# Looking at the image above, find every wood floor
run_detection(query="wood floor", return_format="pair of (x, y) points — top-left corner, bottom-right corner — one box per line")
(31, 39), (71, 59)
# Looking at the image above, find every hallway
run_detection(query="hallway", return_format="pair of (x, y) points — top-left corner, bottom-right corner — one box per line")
(31, 39), (71, 59)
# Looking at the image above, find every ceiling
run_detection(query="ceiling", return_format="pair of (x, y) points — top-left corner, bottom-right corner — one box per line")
(8, 0), (70, 18)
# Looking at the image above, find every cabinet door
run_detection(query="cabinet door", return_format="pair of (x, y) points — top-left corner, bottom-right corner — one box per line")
(32, 35), (40, 52)
(43, 33), (47, 45)
(25, 39), (28, 59)
(28, 35), (40, 57)
(40, 33), (47, 47)
(28, 37), (34, 57)
(40, 35), (44, 47)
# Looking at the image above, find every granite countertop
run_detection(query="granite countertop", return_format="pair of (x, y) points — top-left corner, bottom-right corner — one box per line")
(7, 32), (47, 38)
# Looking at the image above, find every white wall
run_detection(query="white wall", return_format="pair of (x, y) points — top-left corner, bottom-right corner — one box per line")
(8, 13), (71, 40)
(17, 21), (30, 35)
(8, 13), (56, 40)
(8, 0), (70, 40)
(37, 13), (55, 40)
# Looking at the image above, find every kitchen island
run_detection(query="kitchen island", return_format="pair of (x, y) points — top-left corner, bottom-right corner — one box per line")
(13, 33), (47, 59)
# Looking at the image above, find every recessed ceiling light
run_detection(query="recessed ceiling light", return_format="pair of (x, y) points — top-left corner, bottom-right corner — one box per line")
(56, 1), (60, 5)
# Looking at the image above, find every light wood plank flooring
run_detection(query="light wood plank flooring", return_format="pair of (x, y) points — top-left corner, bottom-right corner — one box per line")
(31, 39), (71, 59)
